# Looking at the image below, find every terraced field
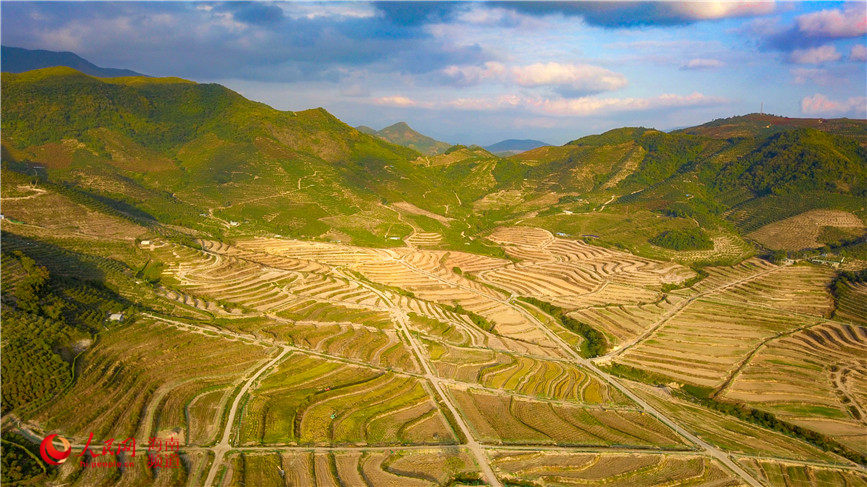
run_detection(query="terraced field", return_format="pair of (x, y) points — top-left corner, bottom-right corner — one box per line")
(224, 449), (481, 486)
(721, 322), (867, 453)
(490, 451), (742, 486)
(615, 298), (809, 387)
(3, 221), (864, 487)
(237, 354), (454, 446)
(449, 388), (685, 448)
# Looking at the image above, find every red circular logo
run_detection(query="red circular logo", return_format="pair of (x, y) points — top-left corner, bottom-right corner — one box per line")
(39, 434), (72, 465)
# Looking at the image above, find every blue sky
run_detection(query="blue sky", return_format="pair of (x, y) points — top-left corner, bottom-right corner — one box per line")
(3, 1), (866, 145)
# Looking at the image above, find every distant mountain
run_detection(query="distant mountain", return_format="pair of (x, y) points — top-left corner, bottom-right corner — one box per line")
(677, 113), (867, 146)
(485, 139), (550, 156)
(356, 122), (450, 155)
(1, 46), (144, 77)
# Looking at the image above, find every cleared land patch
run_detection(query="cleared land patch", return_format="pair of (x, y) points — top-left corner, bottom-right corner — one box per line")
(748, 209), (864, 251)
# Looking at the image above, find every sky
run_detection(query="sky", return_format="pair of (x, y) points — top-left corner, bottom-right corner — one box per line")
(2, 1), (866, 145)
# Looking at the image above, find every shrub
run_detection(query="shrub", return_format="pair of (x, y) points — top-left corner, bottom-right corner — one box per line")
(649, 228), (713, 251)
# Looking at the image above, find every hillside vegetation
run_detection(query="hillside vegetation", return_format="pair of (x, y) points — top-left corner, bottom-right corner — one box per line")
(2, 68), (865, 261)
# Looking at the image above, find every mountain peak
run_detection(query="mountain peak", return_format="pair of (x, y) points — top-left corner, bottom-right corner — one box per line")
(355, 121), (450, 155)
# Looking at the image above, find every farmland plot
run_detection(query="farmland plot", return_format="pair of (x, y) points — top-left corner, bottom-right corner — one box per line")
(616, 298), (809, 387)
(238, 354), (456, 445)
(476, 353), (629, 404)
(490, 451), (741, 487)
(737, 458), (867, 487)
(449, 388), (685, 448)
(835, 281), (867, 326)
(35, 317), (269, 441)
(233, 449), (481, 486)
(484, 227), (694, 290)
(626, 381), (847, 463)
(721, 322), (867, 453)
(567, 294), (686, 347)
(709, 263), (836, 318)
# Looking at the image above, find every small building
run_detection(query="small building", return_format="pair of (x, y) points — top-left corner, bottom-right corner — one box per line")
(108, 313), (124, 322)
(229, 221), (240, 227)
(140, 240), (151, 246)
(562, 210), (573, 215)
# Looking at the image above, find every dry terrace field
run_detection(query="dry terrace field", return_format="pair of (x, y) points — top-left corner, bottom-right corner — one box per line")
(3, 222), (865, 487)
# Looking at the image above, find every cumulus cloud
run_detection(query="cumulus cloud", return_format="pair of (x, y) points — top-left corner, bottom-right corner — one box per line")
(668, 2), (777, 21)
(789, 45), (841, 64)
(373, 95), (419, 107)
(488, 1), (776, 28)
(796, 6), (867, 38)
(442, 61), (627, 95)
(801, 93), (867, 116)
(512, 62), (628, 94)
(760, 5), (867, 51)
(681, 58), (725, 70)
(851, 44), (867, 62)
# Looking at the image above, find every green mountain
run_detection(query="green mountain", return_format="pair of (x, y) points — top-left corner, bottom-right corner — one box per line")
(357, 122), (451, 155)
(677, 113), (867, 146)
(2, 67), (864, 263)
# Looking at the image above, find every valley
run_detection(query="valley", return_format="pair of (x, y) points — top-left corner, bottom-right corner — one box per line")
(1, 67), (865, 487)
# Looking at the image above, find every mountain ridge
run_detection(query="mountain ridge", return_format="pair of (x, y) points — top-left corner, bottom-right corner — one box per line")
(1, 45), (145, 78)
(2, 66), (864, 261)
(485, 138), (550, 156)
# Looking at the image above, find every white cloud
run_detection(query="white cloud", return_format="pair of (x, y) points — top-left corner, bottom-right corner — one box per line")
(439, 92), (725, 117)
(529, 92), (726, 117)
(682, 58), (725, 70)
(851, 44), (867, 62)
(797, 6), (867, 38)
(670, 1), (777, 21)
(801, 93), (867, 116)
(442, 61), (627, 94)
(512, 62), (627, 92)
(789, 45), (841, 64)
(442, 61), (507, 85)
(278, 3), (376, 20)
(373, 95), (418, 107)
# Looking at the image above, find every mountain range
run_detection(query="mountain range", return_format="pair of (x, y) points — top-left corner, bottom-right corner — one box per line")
(2, 67), (865, 262)
(484, 139), (550, 156)
(1, 45), (145, 78)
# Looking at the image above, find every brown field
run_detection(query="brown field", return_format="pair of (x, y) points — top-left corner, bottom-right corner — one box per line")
(835, 282), (867, 326)
(748, 209), (865, 250)
(616, 298), (808, 387)
(224, 449), (480, 486)
(449, 387), (685, 448)
(737, 458), (867, 487)
(35, 317), (270, 441)
(490, 451), (741, 487)
(626, 380), (848, 463)
(708, 263), (836, 318)
(721, 322), (867, 453)
(5, 213), (865, 487)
